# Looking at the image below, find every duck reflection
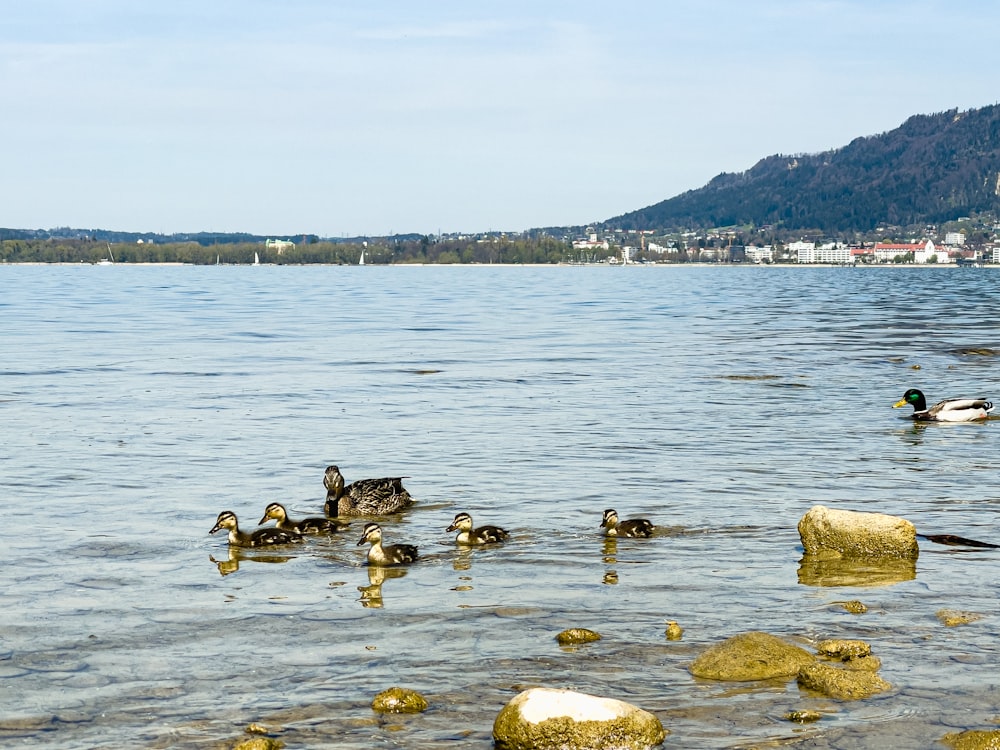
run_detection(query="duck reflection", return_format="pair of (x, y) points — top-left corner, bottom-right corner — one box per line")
(452, 547), (474, 572)
(601, 537), (619, 584)
(357, 565), (408, 608)
(209, 548), (294, 577)
(602, 537), (618, 564)
(896, 421), (930, 447)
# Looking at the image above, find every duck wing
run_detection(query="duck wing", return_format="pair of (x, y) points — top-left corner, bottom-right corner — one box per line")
(474, 525), (509, 543)
(925, 397), (993, 421)
(345, 476), (414, 514)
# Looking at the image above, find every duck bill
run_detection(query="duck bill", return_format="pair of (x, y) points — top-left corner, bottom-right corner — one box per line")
(258, 515), (270, 525)
(357, 536), (367, 546)
(446, 523), (458, 532)
(892, 399), (907, 408)
(209, 524), (222, 535)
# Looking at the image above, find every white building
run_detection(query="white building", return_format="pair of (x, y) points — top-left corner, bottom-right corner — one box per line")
(796, 241), (851, 264)
(265, 239), (295, 253)
(788, 241), (815, 261)
(944, 232), (966, 246)
(745, 245), (773, 263)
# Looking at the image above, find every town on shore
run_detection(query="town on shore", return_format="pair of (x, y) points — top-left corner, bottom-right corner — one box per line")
(3, 225), (999, 266)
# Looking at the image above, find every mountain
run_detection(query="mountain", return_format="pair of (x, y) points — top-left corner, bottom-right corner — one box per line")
(603, 103), (1000, 234)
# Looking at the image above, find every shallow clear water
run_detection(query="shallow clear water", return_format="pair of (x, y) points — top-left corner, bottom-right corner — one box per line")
(1, 264), (999, 749)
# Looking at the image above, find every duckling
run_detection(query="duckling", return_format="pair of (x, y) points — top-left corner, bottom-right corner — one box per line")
(209, 510), (304, 548)
(892, 388), (993, 422)
(446, 512), (509, 545)
(357, 522), (418, 566)
(324, 464), (414, 516)
(601, 508), (654, 538)
(258, 502), (349, 535)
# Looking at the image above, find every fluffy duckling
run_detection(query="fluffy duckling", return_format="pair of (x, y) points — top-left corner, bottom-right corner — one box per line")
(324, 464), (414, 516)
(446, 512), (509, 545)
(357, 522), (418, 566)
(893, 388), (993, 422)
(258, 502), (349, 535)
(601, 508), (654, 538)
(210, 510), (303, 548)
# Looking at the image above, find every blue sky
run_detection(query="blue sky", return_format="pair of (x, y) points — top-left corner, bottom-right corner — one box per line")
(2, 0), (998, 237)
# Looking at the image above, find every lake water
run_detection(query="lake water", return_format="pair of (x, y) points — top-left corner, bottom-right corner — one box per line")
(2, 264), (998, 749)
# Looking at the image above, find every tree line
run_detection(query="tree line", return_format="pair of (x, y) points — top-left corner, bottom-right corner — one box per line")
(0, 236), (576, 265)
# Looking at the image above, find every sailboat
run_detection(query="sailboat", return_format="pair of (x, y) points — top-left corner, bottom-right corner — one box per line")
(253, 252), (260, 266)
(98, 242), (115, 265)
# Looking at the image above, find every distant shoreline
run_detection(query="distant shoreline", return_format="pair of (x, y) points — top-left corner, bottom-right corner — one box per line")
(0, 261), (992, 269)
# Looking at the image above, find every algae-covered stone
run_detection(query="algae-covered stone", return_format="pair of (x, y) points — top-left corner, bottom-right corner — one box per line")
(371, 687), (429, 714)
(493, 687), (666, 750)
(784, 710), (823, 723)
(940, 728), (1000, 749)
(798, 505), (918, 559)
(664, 621), (684, 641)
(689, 631), (815, 682)
(816, 639), (872, 661)
(233, 738), (284, 750)
(556, 628), (602, 645)
(841, 600), (868, 614)
(797, 662), (891, 700)
(937, 609), (985, 627)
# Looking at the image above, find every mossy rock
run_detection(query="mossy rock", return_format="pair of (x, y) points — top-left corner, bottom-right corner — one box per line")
(689, 631), (815, 681)
(556, 628), (602, 645)
(371, 687), (429, 714)
(233, 739), (284, 750)
(797, 662), (891, 700)
(493, 687), (666, 750)
(816, 639), (872, 660)
(940, 728), (1000, 749)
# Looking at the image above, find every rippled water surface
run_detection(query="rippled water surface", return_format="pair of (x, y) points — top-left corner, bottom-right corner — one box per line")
(2, 264), (999, 749)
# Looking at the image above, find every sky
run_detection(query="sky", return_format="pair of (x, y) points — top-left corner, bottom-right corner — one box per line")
(3, 0), (999, 237)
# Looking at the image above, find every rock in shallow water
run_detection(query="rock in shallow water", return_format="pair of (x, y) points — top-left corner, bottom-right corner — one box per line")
(797, 661), (891, 700)
(493, 687), (666, 750)
(798, 505), (918, 559)
(371, 687), (429, 714)
(689, 631), (815, 681)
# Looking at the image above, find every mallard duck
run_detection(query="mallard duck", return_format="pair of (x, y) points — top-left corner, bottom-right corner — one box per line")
(357, 522), (418, 565)
(258, 502), (349, 534)
(601, 508), (654, 538)
(892, 388), (993, 422)
(323, 464), (414, 516)
(209, 510), (304, 548)
(446, 512), (509, 545)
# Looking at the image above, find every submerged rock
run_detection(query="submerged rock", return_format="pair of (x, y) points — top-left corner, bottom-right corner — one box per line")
(371, 687), (429, 714)
(840, 600), (868, 614)
(797, 661), (891, 700)
(937, 609), (985, 627)
(493, 687), (666, 750)
(798, 505), (918, 559)
(689, 631), (815, 681)
(664, 621), (684, 641)
(556, 628), (602, 645)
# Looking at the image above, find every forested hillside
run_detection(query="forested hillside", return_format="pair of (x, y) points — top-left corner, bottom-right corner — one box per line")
(605, 104), (1000, 233)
